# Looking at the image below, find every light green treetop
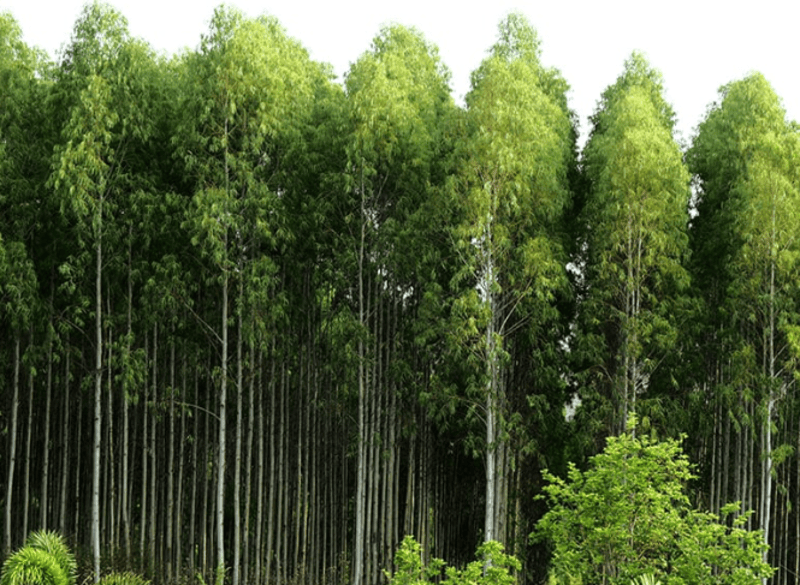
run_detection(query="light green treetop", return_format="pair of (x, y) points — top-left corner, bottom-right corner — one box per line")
(574, 55), (690, 437)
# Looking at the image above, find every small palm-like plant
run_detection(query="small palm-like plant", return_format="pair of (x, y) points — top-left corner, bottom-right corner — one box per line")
(24, 531), (77, 585)
(0, 547), (68, 585)
(631, 574), (661, 585)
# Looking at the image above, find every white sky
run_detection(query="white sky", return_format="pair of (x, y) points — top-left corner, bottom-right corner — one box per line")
(2, 0), (798, 148)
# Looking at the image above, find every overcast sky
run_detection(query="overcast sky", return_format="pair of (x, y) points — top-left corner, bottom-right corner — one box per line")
(3, 0), (798, 147)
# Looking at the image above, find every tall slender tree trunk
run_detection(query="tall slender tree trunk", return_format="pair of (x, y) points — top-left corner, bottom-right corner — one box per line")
(484, 219), (497, 546)
(762, 212), (777, 582)
(41, 319), (53, 530)
(167, 334), (176, 582)
(5, 336), (21, 553)
(176, 351), (187, 581)
(243, 341), (255, 584)
(254, 349), (265, 585)
(217, 266), (229, 580)
(233, 292), (243, 585)
(93, 224), (103, 582)
(201, 354), (211, 575)
(59, 335), (71, 535)
(74, 388), (83, 540)
(795, 422), (800, 582)
(140, 331), (149, 571)
(353, 167), (367, 585)
(217, 116), (231, 583)
(122, 237), (132, 561)
(149, 324), (158, 576)
(279, 360), (288, 584)
(23, 347), (34, 539)
(265, 341), (277, 583)
(189, 363), (200, 575)
(106, 320), (116, 560)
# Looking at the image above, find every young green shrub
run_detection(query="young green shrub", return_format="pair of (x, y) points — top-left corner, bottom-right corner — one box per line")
(536, 415), (773, 585)
(0, 547), (68, 585)
(385, 536), (519, 585)
(384, 535), (445, 585)
(442, 540), (520, 585)
(97, 571), (150, 585)
(546, 570), (582, 585)
(23, 531), (77, 585)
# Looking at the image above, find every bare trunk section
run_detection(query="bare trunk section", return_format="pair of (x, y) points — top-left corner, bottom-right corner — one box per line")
(233, 290), (243, 585)
(41, 318), (53, 530)
(59, 335), (71, 535)
(254, 349), (265, 584)
(149, 324), (158, 575)
(23, 344), (34, 539)
(216, 114), (231, 581)
(484, 216), (497, 547)
(353, 162), (367, 585)
(218, 266), (229, 579)
(93, 222), (103, 582)
(166, 334), (176, 582)
(265, 339), (277, 583)
(243, 341), (255, 584)
(122, 237), (133, 560)
(140, 332), (149, 571)
(5, 336), (21, 553)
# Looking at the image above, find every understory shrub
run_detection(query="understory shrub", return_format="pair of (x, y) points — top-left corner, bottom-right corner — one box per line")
(385, 535), (520, 585)
(0, 547), (68, 585)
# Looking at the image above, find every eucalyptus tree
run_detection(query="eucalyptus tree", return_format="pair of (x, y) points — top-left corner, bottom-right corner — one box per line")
(50, 2), (161, 578)
(574, 53), (690, 440)
(688, 73), (800, 578)
(342, 23), (456, 585)
(0, 241), (37, 555)
(175, 7), (316, 583)
(0, 10), (53, 554)
(452, 12), (574, 548)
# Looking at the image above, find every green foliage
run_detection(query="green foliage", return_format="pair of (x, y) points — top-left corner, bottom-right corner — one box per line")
(449, 9), (574, 382)
(573, 54), (691, 440)
(688, 72), (800, 306)
(687, 73), (800, 543)
(536, 416), (773, 585)
(385, 536), (519, 585)
(0, 548), (68, 585)
(23, 531), (77, 585)
(630, 575), (660, 585)
(97, 573), (149, 585)
(442, 541), (520, 585)
(193, 564), (225, 585)
(0, 241), (38, 331)
(384, 536), (445, 585)
(589, 51), (676, 139)
(177, 4), (319, 281)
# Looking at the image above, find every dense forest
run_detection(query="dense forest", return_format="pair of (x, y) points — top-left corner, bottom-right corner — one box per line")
(1, 3), (799, 585)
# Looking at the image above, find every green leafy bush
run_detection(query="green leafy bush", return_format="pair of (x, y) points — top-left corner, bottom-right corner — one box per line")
(442, 540), (520, 585)
(384, 536), (445, 585)
(630, 575), (660, 585)
(536, 415), (773, 585)
(23, 531), (77, 585)
(385, 535), (519, 585)
(0, 547), (68, 585)
(97, 571), (150, 585)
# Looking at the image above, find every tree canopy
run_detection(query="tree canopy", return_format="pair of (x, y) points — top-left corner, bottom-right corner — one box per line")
(1, 4), (799, 585)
